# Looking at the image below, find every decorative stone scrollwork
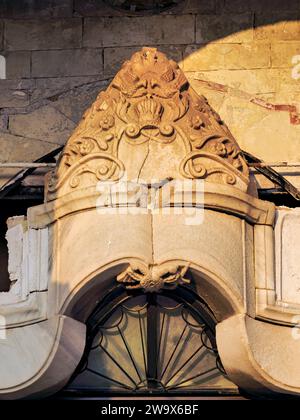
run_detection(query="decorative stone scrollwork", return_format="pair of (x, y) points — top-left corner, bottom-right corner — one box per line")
(116, 263), (190, 293)
(46, 47), (249, 200)
(180, 152), (240, 185)
(47, 154), (125, 196)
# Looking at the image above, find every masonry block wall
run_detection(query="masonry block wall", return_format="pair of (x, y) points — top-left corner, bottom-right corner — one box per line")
(0, 0), (299, 183)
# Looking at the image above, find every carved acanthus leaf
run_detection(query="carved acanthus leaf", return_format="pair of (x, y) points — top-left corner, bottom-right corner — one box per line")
(46, 47), (249, 200)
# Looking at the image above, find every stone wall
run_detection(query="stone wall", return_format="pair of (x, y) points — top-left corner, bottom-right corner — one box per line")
(0, 0), (300, 188)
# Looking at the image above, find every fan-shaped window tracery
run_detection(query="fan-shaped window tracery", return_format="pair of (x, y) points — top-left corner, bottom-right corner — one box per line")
(67, 286), (237, 396)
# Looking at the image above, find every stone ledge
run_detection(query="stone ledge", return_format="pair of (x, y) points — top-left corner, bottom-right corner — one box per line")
(27, 183), (275, 229)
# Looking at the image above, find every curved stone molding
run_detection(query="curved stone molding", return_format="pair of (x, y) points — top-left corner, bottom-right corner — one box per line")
(60, 260), (244, 326)
(27, 182), (275, 229)
(217, 314), (300, 396)
(255, 208), (300, 325)
(41, 207), (248, 316)
(46, 47), (249, 200)
(0, 292), (47, 329)
(0, 315), (86, 399)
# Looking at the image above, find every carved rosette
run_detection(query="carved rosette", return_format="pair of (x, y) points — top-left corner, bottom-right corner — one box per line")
(116, 263), (190, 293)
(46, 48), (249, 200)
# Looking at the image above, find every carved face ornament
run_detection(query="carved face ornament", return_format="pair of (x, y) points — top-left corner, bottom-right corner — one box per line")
(46, 47), (250, 200)
(112, 48), (188, 99)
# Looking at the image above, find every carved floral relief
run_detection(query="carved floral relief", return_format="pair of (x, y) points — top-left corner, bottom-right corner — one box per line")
(46, 48), (249, 200)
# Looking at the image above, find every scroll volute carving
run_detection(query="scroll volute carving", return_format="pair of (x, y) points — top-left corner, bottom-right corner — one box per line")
(46, 48), (249, 201)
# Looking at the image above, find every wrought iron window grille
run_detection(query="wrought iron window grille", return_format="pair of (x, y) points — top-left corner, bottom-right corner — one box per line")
(66, 285), (237, 396)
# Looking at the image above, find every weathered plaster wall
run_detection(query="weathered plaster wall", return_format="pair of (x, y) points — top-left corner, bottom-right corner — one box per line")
(0, 0), (300, 189)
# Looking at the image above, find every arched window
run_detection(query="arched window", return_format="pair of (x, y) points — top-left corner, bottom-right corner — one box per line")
(66, 285), (237, 397)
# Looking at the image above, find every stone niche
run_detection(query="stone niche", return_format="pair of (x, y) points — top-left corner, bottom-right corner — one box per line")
(1, 48), (300, 399)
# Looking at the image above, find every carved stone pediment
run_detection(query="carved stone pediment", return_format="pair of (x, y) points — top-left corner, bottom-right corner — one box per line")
(46, 47), (249, 200)
(3, 47), (300, 401)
